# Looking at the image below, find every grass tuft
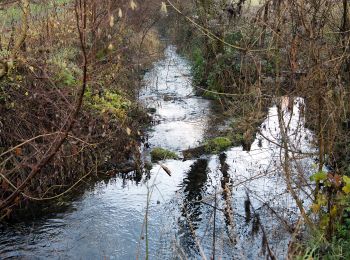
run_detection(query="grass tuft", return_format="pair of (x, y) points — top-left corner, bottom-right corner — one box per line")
(204, 137), (232, 153)
(150, 147), (178, 162)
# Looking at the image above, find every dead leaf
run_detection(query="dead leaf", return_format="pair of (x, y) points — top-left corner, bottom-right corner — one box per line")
(1, 180), (9, 190)
(15, 147), (22, 156)
(328, 173), (342, 187)
(109, 15), (115, 27)
(130, 0), (137, 10)
(161, 2), (167, 14)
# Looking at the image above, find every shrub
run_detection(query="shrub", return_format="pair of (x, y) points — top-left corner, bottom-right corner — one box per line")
(84, 88), (131, 119)
(204, 137), (232, 153)
(191, 47), (206, 87)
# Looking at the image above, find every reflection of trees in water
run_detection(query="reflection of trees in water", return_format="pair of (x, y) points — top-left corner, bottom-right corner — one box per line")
(219, 153), (236, 243)
(203, 102), (227, 140)
(178, 159), (209, 255)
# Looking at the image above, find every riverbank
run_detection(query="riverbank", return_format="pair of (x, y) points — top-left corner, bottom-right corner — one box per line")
(0, 0), (163, 219)
(161, 1), (350, 258)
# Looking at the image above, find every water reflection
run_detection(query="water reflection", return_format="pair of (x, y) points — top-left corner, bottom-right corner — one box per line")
(178, 159), (209, 256)
(219, 153), (235, 243)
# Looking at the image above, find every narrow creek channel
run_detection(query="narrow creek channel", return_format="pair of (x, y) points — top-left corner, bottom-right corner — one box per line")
(0, 46), (316, 259)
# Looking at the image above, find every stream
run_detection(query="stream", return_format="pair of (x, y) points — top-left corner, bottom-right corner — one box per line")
(0, 46), (316, 259)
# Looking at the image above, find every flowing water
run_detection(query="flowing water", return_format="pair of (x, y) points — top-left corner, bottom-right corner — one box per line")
(0, 46), (316, 259)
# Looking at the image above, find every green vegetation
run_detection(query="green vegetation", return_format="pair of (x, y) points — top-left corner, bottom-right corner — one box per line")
(0, 0), (163, 219)
(182, 132), (243, 160)
(150, 147), (178, 162)
(49, 47), (81, 87)
(164, 0), (350, 257)
(289, 172), (350, 259)
(184, 31), (243, 100)
(0, 0), (350, 258)
(0, 0), (70, 24)
(191, 47), (206, 87)
(204, 137), (232, 153)
(297, 212), (350, 260)
(226, 132), (244, 146)
(84, 88), (131, 119)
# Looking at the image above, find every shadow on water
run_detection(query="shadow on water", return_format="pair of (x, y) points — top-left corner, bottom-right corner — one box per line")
(178, 159), (208, 256)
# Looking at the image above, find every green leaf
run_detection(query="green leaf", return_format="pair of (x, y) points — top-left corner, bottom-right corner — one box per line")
(343, 176), (350, 185)
(311, 203), (321, 213)
(342, 184), (350, 194)
(310, 171), (327, 182)
(320, 214), (330, 229)
(317, 194), (328, 206)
